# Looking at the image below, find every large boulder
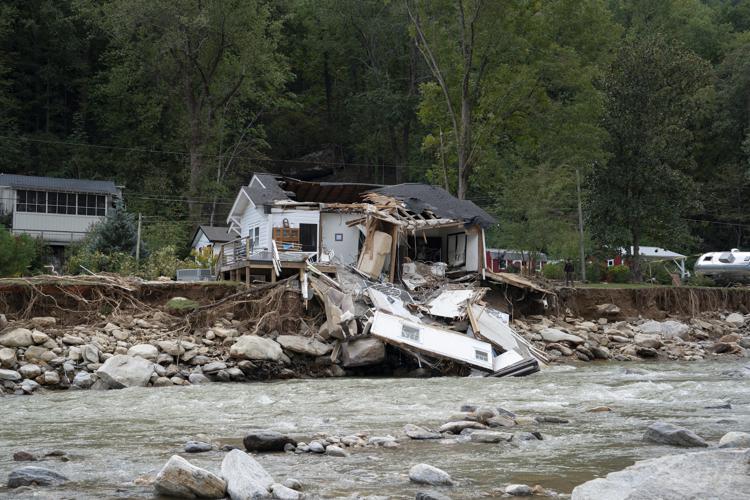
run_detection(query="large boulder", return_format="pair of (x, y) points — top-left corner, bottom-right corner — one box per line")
(643, 422), (708, 447)
(408, 464), (453, 486)
(221, 449), (274, 499)
(18, 364), (42, 379)
(404, 424), (442, 440)
(571, 449), (750, 500)
(127, 344), (159, 361)
(719, 431), (750, 449)
(230, 336), (283, 362)
(638, 320), (689, 339)
(96, 355), (154, 389)
(0, 347), (15, 368)
(725, 312), (745, 325)
(0, 328), (34, 348)
(340, 337), (385, 367)
(634, 333), (662, 349)
(243, 430), (296, 452)
(276, 335), (332, 357)
(539, 328), (584, 344)
(154, 455), (226, 499)
(7, 466), (69, 488)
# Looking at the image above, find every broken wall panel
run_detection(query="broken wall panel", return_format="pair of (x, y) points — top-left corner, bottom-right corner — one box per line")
(370, 311), (494, 371)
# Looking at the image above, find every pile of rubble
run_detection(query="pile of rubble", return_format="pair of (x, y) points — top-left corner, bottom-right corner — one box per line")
(513, 307), (750, 362)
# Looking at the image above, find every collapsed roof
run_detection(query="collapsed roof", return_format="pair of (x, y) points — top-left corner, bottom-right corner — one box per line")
(369, 184), (496, 228)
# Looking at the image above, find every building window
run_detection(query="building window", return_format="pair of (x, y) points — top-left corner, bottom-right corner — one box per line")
(16, 190), (47, 213)
(77, 194), (105, 216)
(607, 259), (615, 267)
(253, 227), (260, 248)
(401, 324), (421, 342)
(475, 349), (489, 362)
(48, 192), (78, 214)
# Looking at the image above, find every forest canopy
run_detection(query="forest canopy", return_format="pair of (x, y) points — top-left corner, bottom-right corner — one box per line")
(1, 0), (750, 259)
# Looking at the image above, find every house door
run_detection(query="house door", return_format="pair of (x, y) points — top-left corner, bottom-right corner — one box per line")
(299, 224), (318, 252)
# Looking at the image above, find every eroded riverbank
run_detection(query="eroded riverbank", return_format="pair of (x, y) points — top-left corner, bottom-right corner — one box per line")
(1, 360), (748, 499)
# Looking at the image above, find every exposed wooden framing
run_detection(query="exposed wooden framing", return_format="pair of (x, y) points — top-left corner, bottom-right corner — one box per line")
(389, 223), (399, 283)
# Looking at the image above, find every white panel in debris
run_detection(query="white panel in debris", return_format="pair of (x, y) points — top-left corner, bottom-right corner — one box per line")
(493, 350), (524, 371)
(426, 289), (476, 318)
(370, 311), (494, 370)
(470, 304), (531, 358)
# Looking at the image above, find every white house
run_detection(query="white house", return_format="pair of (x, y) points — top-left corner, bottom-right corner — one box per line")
(191, 225), (232, 256)
(219, 173), (496, 283)
(0, 173), (121, 246)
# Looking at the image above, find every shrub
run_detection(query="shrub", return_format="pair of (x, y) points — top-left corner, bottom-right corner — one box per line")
(86, 204), (146, 257)
(542, 262), (564, 280)
(141, 245), (197, 280)
(0, 227), (38, 276)
(686, 274), (716, 287)
(585, 262), (603, 283)
(608, 265), (632, 283)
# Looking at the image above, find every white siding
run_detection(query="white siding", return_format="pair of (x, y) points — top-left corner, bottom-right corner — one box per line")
(12, 211), (105, 244)
(240, 205), (269, 250)
(193, 232), (210, 250)
(0, 187), (13, 214)
(466, 230), (479, 271)
(320, 212), (362, 265)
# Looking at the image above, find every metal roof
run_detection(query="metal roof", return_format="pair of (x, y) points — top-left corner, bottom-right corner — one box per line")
(627, 246), (686, 259)
(0, 173), (120, 195)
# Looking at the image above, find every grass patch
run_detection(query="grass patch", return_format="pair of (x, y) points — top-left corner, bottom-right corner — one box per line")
(166, 297), (200, 311)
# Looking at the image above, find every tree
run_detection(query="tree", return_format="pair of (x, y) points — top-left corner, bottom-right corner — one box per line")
(86, 204), (143, 256)
(588, 33), (712, 280)
(86, 0), (289, 216)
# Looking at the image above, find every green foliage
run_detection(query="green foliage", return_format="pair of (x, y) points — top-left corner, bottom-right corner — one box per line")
(686, 274), (717, 287)
(141, 246), (197, 280)
(586, 262), (603, 283)
(0, 227), (38, 277)
(65, 244), (195, 280)
(166, 297), (199, 312)
(85, 204), (144, 256)
(190, 246), (217, 270)
(542, 262), (564, 280)
(607, 265), (632, 283)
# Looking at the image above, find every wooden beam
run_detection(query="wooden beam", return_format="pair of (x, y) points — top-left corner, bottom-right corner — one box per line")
(389, 223), (399, 283)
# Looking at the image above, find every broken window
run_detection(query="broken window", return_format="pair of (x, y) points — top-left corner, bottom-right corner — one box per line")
(447, 232), (467, 267)
(401, 324), (421, 342)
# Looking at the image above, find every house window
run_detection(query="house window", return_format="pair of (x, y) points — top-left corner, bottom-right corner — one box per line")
(77, 194), (105, 216)
(475, 350), (489, 362)
(607, 259), (615, 267)
(48, 192), (78, 215)
(253, 227), (260, 248)
(16, 190), (47, 213)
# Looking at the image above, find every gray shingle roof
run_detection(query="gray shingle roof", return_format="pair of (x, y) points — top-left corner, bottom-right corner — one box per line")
(370, 183), (496, 228)
(0, 173), (120, 195)
(244, 173), (292, 205)
(198, 225), (232, 243)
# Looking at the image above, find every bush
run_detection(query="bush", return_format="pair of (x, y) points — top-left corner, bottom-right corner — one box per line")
(85, 204), (146, 257)
(686, 274), (716, 287)
(141, 246), (197, 280)
(585, 262), (603, 283)
(542, 262), (564, 280)
(0, 227), (38, 276)
(65, 245), (195, 279)
(608, 265), (632, 283)
(645, 264), (674, 285)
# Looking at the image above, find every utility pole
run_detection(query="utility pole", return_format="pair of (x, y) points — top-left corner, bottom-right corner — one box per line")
(135, 213), (142, 263)
(576, 168), (587, 282)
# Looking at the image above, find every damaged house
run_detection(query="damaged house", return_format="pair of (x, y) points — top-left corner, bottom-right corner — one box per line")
(218, 173), (546, 377)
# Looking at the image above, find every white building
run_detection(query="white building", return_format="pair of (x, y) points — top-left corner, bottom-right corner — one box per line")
(190, 225), (232, 256)
(0, 173), (121, 246)
(219, 173), (496, 283)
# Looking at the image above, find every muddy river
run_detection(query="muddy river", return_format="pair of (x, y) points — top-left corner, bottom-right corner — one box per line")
(1, 360), (748, 499)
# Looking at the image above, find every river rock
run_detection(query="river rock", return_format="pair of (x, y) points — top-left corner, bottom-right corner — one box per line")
(571, 449), (750, 500)
(486, 415), (516, 428)
(469, 430), (513, 443)
(643, 422), (708, 447)
(30, 316), (56, 328)
(718, 431), (750, 448)
(634, 333), (662, 349)
(326, 445), (348, 457)
(0, 368), (21, 381)
(308, 441), (326, 453)
(276, 335), (332, 356)
(595, 303), (621, 316)
(271, 483), (300, 500)
(155, 455), (226, 499)
(72, 371), (93, 389)
(221, 448), (273, 499)
(408, 464), (453, 486)
(42, 371), (60, 385)
(18, 364), (42, 379)
(158, 340), (186, 356)
(539, 328), (584, 344)
(81, 344), (100, 364)
(13, 451), (36, 461)
(189, 373), (210, 385)
(96, 355), (154, 389)
(0, 328), (33, 348)
(0, 347), (16, 368)
(282, 478), (302, 491)
(505, 484), (533, 496)
(230, 335), (283, 362)
(416, 492), (452, 500)
(185, 441), (213, 453)
(61, 335), (85, 345)
(202, 361), (227, 374)
(725, 312), (745, 325)
(638, 320), (689, 339)
(31, 330), (50, 344)
(127, 344), (158, 361)
(340, 337), (386, 367)
(7, 466), (69, 488)
(21, 379), (40, 393)
(438, 420), (487, 434)
(243, 430), (296, 452)
(404, 424), (442, 440)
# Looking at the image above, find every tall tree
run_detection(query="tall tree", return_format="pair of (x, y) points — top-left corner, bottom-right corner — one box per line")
(588, 33), (712, 280)
(86, 0), (289, 216)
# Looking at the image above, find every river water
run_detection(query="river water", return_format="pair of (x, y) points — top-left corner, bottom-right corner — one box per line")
(1, 360), (748, 499)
